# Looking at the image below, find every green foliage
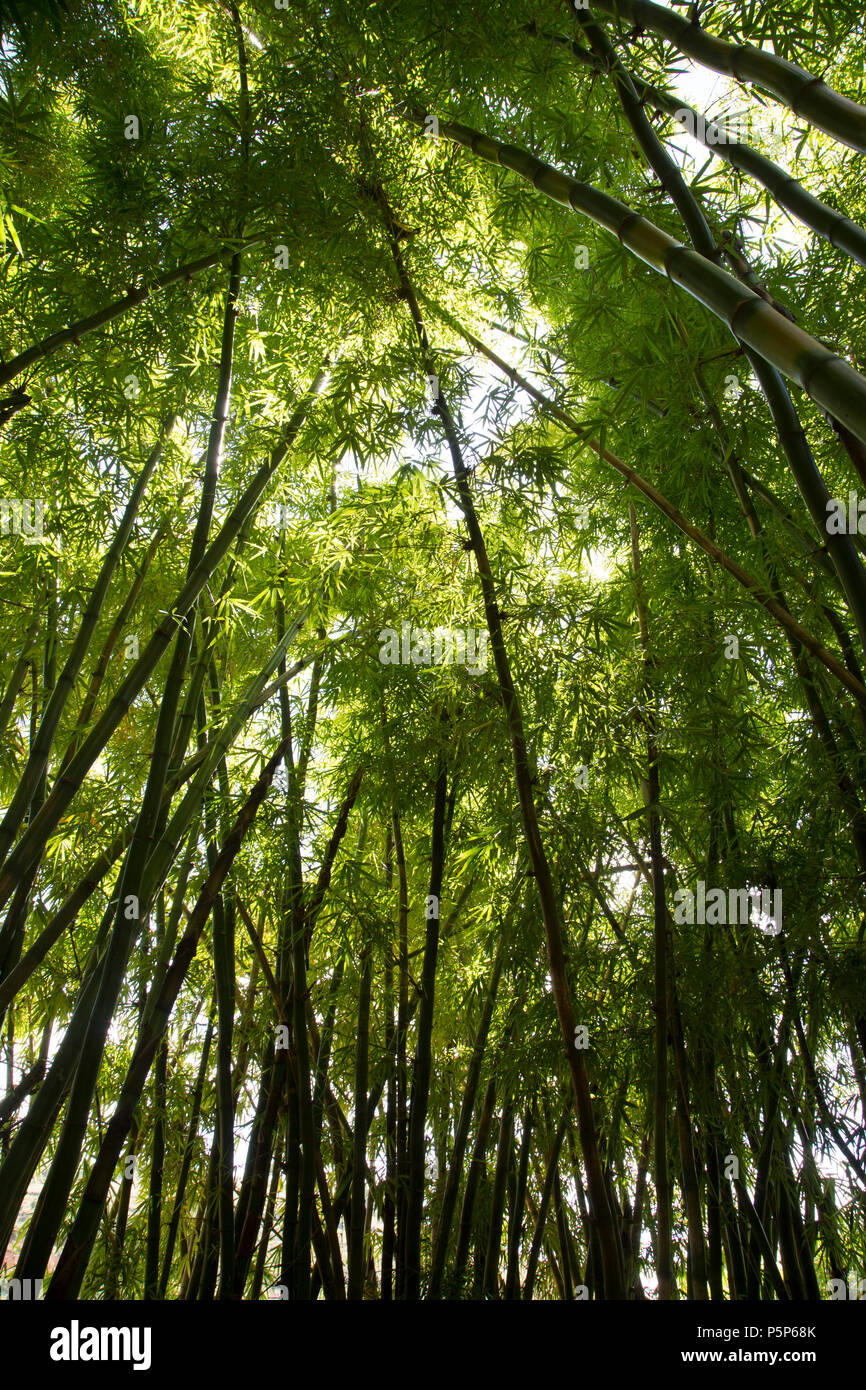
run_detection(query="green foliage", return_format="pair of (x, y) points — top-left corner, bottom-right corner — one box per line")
(0, 0), (864, 1303)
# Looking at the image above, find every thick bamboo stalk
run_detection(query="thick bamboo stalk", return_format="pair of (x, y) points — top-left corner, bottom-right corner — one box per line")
(537, 26), (866, 269)
(401, 112), (866, 445)
(583, 0), (866, 154)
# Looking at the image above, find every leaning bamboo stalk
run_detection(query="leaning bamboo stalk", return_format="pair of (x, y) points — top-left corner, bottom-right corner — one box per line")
(0, 616), (306, 1260)
(0, 368), (328, 914)
(0, 413), (177, 869)
(536, 26), (866, 269)
(0, 236), (265, 390)
(650, 88), (866, 268)
(400, 111), (866, 445)
(43, 727), (294, 1300)
(583, 0), (866, 154)
(426, 308), (866, 706)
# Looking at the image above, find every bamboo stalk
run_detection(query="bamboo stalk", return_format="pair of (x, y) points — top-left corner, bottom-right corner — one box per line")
(522, 1111), (568, 1300)
(0, 236), (265, 390)
(483, 1100), (514, 1298)
(400, 111), (866, 446)
(629, 505), (675, 1300)
(426, 309), (866, 705)
(534, 26), (866, 268)
(348, 941), (372, 1300)
(428, 934), (506, 1297)
(43, 726), (294, 1299)
(158, 1012), (214, 1298)
(583, 0), (866, 154)
(404, 753), (448, 1298)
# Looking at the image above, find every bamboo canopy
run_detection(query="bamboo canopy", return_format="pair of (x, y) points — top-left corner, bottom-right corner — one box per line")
(0, 0), (864, 1317)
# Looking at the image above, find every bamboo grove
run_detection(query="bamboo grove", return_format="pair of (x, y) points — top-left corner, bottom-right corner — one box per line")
(0, 0), (865, 1302)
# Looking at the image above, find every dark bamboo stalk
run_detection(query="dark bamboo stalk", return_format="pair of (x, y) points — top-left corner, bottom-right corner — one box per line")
(401, 111), (866, 445)
(379, 199), (625, 1299)
(522, 1111), (568, 1301)
(453, 1076), (497, 1296)
(0, 238), (264, 390)
(504, 1105), (533, 1299)
(348, 941), (372, 1300)
(404, 753), (448, 1298)
(429, 934), (506, 1297)
(482, 1099), (514, 1298)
